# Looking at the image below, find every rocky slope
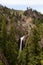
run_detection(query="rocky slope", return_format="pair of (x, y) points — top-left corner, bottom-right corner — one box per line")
(0, 5), (43, 43)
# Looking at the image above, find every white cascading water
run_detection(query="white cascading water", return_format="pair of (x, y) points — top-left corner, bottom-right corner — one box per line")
(20, 36), (25, 51)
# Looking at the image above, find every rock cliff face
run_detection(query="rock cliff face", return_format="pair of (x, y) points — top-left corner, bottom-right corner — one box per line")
(0, 5), (42, 30)
(0, 5), (43, 41)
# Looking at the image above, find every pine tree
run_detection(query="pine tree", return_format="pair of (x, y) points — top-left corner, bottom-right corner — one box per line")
(25, 27), (41, 65)
(5, 25), (18, 65)
(0, 16), (7, 52)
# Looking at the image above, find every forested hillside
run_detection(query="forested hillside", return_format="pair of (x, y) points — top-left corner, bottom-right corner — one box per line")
(0, 5), (43, 65)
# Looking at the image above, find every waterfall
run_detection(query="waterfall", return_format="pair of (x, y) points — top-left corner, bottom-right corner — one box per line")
(20, 36), (25, 51)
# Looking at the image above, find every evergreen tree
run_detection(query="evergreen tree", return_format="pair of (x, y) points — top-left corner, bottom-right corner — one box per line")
(0, 16), (7, 52)
(5, 25), (18, 65)
(25, 27), (41, 65)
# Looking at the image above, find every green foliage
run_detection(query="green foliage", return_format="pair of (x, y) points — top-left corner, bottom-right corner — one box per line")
(5, 41), (18, 65)
(33, 19), (41, 27)
(25, 27), (41, 65)
(40, 60), (43, 65)
(17, 49), (26, 65)
(5, 25), (18, 65)
(0, 5), (43, 65)
(0, 60), (4, 65)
